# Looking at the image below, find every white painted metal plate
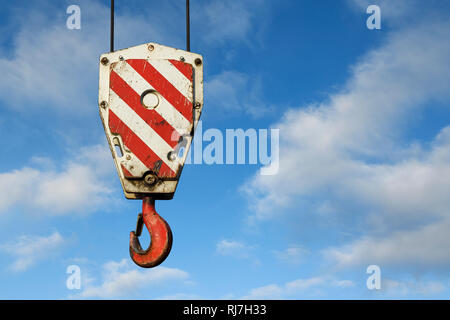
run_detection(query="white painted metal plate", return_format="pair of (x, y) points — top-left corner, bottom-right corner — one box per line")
(98, 43), (204, 199)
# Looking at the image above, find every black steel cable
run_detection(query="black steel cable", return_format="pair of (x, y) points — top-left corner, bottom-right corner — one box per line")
(186, 0), (190, 51)
(110, 1), (190, 52)
(110, 0), (114, 52)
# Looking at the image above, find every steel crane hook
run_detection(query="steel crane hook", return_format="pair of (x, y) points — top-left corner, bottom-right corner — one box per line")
(129, 197), (173, 268)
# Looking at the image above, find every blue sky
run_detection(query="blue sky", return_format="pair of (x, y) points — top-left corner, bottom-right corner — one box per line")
(1, 0), (450, 299)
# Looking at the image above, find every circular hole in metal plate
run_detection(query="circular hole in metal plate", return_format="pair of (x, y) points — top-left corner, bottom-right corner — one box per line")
(140, 89), (159, 109)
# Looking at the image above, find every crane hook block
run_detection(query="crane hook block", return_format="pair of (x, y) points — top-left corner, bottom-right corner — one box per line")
(98, 43), (204, 268)
(98, 43), (204, 199)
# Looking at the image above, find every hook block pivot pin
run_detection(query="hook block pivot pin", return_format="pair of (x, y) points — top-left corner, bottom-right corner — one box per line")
(129, 197), (173, 268)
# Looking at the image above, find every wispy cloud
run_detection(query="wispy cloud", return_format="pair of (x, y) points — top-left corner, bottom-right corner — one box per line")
(206, 70), (274, 118)
(245, 18), (450, 217)
(240, 4), (450, 277)
(195, 0), (268, 47)
(156, 293), (202, 300)
(0, 144), (114, 215)
(76, 259), (190, 299)
(273, 246), (308, 265)
(241, 275), (354, 299)
(381, 278), (446, 296)
(0, 0), (177, 114)
(216, 239), (254, 259)
(349, 0), (419, 20)
(0, 231), (66, 272)
(324, 217), (450, 269)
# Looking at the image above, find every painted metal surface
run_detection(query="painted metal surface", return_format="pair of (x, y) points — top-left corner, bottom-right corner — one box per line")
(129, 197), (172, 268)
(98, 42), (204, 199)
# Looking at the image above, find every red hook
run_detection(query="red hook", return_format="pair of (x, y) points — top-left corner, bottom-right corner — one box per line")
(129, 197), (173, 268)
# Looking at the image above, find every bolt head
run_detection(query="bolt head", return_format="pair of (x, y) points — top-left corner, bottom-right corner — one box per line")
(144, 174), (157, 186)
(167, 151), (176, 161)
(148, 44), (155, 51)
(195, 58), (202, 66)
(100, 101), (108, 108)
(101, 57), (109, 65)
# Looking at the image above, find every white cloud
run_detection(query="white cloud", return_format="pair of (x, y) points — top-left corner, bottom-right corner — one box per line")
(156, 293), (202, 300)
(206, 70), (273, 118)
(0, 231), (66, 272)
(0, 143), (114, 215)
(77, 259), (190, 299)
(241, 275), (354, 299)
(349, 0), (419, 20)
(195, 0), (267, 46)
(273, 246), (308, 265)
(0, 0), (176, 113)
(245, 19), (450, 219)
(242, 14), (450, 271)
(325, 218), (450, 269)
(216, 239), (253, 259)
(0, 2), (102, 112)
(242, 275), (443, 299)
(332, 279), (356, 288)
(242, 284), (283, 299)
(382, 278), (446, 296)
(242, 275), (445, 299)
(285, 277), (327, 292)
(0, 0), (266, 115)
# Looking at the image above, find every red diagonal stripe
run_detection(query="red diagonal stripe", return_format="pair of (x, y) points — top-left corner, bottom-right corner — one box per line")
(121, 164), (134, 178)
(169, 59), (193, 80)
(110, 70), (180, 148)
(127, 59), (193, 122)
(108, 110), (176, 178)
